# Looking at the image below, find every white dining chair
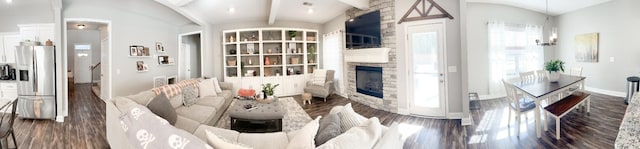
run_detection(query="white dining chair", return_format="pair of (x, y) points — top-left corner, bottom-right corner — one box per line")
(535, 70), (547, 79)
(503, 79), (537, 137)
(520, 71), (536, 82)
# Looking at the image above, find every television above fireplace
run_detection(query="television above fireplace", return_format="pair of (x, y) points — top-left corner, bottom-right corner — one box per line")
(345, 10), (381, 49)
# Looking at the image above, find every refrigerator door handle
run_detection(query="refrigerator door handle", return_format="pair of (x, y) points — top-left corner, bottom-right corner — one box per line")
(32, 47), (38, 92)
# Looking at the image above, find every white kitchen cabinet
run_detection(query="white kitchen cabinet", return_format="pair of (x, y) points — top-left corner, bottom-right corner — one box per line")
(0, 82), (17, 109)
(18, 24), (54, 43)
(0, 33), (19, 64)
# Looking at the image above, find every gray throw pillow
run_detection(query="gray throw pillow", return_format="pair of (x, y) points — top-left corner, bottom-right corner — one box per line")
(147, 92), (177, 125)
(315, 113), (342, 146)
(182, 86), (198, 107)
(120, 104), (212, 149)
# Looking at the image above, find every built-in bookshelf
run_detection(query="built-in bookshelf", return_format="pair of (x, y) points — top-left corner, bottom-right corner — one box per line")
(223, 28), (319, 96)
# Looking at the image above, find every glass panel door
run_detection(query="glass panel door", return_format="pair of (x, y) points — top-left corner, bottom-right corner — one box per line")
(408, 21), (446, 117)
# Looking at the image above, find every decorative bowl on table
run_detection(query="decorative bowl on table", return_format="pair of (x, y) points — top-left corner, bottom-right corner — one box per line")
(256, 96), (277, 104)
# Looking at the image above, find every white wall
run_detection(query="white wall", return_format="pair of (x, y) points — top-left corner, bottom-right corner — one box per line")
(207, 21), (322, 79)
(396, 0), (465, 113)
(63, 0), (191, 97)
(556, 0), (640, 94)
(466, 3), (556, 97)
(181, 34), (201, 79)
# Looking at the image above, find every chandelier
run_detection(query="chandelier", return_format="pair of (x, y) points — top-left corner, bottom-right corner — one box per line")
(536, 0), (558, 46)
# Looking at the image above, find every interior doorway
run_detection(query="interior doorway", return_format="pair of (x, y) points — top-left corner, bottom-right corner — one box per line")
(179, 31), (203, 80)
(405, 19), (448, 117)
(64, 19), (112, 102)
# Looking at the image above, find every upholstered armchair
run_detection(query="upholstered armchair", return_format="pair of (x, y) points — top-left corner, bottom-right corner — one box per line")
(304, 70), (335, 102)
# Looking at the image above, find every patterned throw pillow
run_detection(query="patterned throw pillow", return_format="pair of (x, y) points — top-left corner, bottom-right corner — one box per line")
(151, 84), (183, 99)
(120, 103), (212, 149)
(182, 86), (199, 107)
(338, 103), (368, 133)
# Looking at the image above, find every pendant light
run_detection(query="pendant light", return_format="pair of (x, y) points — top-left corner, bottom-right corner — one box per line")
(536, 0), (558, 46)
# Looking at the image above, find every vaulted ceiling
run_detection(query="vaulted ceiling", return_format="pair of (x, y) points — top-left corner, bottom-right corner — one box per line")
(467, 0), (613, 16)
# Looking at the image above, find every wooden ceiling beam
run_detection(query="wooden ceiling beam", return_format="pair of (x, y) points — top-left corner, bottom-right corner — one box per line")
(268, 0), (281, 25)
(398, 0), (454, 24)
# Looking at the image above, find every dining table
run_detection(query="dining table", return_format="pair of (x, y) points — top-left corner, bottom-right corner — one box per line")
(512, 74), (586, 138)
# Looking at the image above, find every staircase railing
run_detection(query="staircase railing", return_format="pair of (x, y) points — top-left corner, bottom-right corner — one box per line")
(90, 62), (101, 87)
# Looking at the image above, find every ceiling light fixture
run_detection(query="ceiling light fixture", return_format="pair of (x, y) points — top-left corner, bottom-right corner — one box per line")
(77, 24), (85, 29)
(303, 2), (313, 14)
(6, 0), (12, 3)
(228, 7), (236, 14)
(536, 0), (558, 46)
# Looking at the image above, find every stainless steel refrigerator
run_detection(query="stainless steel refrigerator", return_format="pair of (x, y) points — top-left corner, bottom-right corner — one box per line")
(16, 45), (56, 120)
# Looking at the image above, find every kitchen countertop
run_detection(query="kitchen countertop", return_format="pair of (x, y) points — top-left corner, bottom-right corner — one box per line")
(616, 94), (640, 148)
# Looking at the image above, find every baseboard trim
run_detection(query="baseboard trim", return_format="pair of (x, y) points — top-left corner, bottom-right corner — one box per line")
(461, 114), (473, 126)
(478, 94), (505, 100)
(447, 112), (463, 119)
(585, 86), (625, 97)
(56, 116), (65, 122)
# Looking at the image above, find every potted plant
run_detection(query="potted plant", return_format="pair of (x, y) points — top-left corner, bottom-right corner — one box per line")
(288, 31), (297, 41)
(545, 59), (565, 82)
(261, 83), (280, 99)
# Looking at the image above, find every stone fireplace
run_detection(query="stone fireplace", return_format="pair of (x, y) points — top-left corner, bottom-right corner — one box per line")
(346, 0), (397, 113)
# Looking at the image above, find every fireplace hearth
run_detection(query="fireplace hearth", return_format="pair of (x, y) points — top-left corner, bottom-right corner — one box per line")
(356, 66), (383, 98)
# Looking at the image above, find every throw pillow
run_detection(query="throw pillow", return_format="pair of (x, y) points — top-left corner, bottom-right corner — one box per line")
(120, 104), (212, 149)
(199, 79), (217, 97)
(373, 123), (403, 149)
(316, 117), (385, 149)
(182, 86), (199, 107)
(315, 113), (342, 146)
(211, 77), (223, 93)
(338, 103), (368, 133)
(205, 130), (253, 149)
(312, 69), (327, 86)
(147, 92), (177, 125)
(286, 116), (321, 149)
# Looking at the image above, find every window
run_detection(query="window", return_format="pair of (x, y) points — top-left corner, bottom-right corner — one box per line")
(488, 22), (543, 95)
(74, 44), (91, 51)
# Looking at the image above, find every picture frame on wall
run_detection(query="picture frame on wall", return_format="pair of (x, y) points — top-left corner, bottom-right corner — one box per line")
(136, 61), (149, 72)
(130, 45), (150, 57)
(158, 56), (170, 64)
(156, 42), (165, 53)
(153, 75), (167, 88)
(130, 46), (137, 56)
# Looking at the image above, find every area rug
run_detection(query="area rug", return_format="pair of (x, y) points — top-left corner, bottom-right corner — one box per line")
(215, 97), (313, 132)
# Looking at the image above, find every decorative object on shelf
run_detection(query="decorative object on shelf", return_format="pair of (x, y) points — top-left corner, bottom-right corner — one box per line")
(45, 39), (53, 46)
(246, 70), (255, 77)
(136, 61), (148, 72)
(306, 36), (315, 41)
(153, 76), (167, 88)
(275, 70), (281, 76)
(227, 59), (237, 66)
(275, 47), (280, 53)
(230, 49), (237, 55)
(265, 57), (271, 65)
(248, 59), (253, 65)
(155, 42), (165, 53)
(288, 31), (297, 41)
(308, 45), (315, 54)
(268, 48), (273, 53)
(251, 32), (258, 41)
(253, 70), (258, 76)
(535, 0), (558, 46)
(261, 83), (280, 100)
(290, 57), (300, 64)
(309, 59), (314, 63)
(545, 59), (565, 82)
(229, 35), (235, 43)
(308, 67), (314, 73)
(297, 48), (301, 53)
(575, 33), (599, 63)
(295, 70), (301, 75)
(157, 56), (170, 64)
(130, 45), (150, 56)
(287, 68), (293, 75)
(247, 43), (256, 54)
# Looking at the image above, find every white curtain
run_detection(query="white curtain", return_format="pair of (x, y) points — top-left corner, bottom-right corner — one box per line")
(323, 31), (344, 95)
(488, 22), (543, 96)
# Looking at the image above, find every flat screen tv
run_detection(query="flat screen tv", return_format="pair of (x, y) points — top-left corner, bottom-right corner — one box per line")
(345, 10), (381, 49)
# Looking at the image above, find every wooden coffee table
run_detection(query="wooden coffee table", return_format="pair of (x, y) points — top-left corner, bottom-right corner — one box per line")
(228, 99), (284, 133)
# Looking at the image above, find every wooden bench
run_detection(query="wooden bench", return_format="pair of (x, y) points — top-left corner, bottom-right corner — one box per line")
(544, 91), (591, 140)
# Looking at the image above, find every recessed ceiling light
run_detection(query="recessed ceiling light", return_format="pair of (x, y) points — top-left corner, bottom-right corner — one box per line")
(77, 24), (85, 29)
(6, 0), (12, 3)
(307, 8), (314, 14)
(228, 7), (235, 13)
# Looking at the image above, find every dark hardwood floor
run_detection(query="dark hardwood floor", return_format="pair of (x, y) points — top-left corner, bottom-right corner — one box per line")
(295, 92), (626, 149)
(11, 83), (108, 149)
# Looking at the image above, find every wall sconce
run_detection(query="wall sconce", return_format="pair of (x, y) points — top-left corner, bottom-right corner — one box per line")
(77, 24), (85, 29)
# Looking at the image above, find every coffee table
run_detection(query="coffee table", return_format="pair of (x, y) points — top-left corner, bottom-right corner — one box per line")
(228, 99), (284, 133)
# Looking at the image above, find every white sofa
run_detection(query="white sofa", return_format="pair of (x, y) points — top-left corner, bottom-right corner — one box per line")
(107, 93), (401, 149)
